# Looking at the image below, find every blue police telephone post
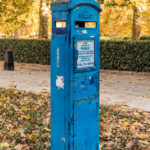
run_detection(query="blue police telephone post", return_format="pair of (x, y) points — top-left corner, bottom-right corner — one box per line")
(51, 0), (102, 149)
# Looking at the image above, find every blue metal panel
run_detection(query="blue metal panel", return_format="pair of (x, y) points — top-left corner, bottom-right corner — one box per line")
(73, 72), (99, 101)
(51, 0), (102, 12)
(70, 4), (100, 149)
(51, 35), (66, 150)
(73, 99), (99, 150)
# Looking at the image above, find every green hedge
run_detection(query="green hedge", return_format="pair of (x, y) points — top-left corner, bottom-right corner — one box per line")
(100, 41), (150, 72)
(101, 36), (131, 41)
(101, 36), (150, 41)
(140, 36), (150, 41)
(0, 39), (150, 72)
(0, 39), (50, 65)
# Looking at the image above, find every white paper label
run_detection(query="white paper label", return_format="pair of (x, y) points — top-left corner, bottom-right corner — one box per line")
(77, 40), (94, 69)
(56, 76), (64, 89)
(82, 30), (87, 34)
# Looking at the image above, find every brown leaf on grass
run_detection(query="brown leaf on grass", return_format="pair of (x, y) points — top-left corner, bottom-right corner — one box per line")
(0, 87), (150, 150)
(0, 87), (50, 149)
(138, 134), (149, 140)
(100, 104), (150, 149)
(126, 141), (133, 149)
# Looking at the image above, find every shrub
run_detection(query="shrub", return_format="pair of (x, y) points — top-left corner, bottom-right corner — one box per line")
(140, 36), (150, 41)
(101, 36), (131, 41)
(100, 41), (150, 72)
(101, 36), (150, 41)
(0, 39), (50, 65)
(0, 39), (150, 72)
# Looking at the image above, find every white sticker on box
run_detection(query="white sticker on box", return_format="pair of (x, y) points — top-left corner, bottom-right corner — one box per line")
(56, 76), (64, 89)
(82, 30), (87, 34)
(77, 40), (95, 69)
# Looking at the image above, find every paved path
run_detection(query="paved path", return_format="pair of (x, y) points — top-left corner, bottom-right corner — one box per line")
(0, 61), (150, 111)
(0, 61), (50, 93)
(101, 70), (150, 111)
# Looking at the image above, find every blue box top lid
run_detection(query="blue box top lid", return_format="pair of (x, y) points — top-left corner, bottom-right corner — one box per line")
(51, 0), (102, 12)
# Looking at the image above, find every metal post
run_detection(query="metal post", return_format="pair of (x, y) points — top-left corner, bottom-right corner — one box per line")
(51, 1), (102, 149)
(4, 50), (14, 71)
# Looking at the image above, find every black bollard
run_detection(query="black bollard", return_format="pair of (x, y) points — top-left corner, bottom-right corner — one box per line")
(4, 50), (14, 71)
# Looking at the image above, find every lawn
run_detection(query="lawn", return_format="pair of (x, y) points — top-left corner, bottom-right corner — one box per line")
(0, 88), (150, 149)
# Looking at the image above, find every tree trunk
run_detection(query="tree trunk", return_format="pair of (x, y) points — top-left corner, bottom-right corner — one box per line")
(132, 5), (141, 41)
(14, 29), (19, 38)
(39, 0), (48, 39)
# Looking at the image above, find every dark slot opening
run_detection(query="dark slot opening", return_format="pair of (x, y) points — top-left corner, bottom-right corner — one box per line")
(75, 21), (97, 28)
(75, 21), (85, 28)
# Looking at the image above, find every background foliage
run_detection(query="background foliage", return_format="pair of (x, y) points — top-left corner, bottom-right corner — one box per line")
(0, 39), (50, 65)
(0, 0), (34, 34)
(100, 41), (150, 72)
(100, 0), (150, 40)
(0, 39), (149, 72)
(0, 0), (150, 40)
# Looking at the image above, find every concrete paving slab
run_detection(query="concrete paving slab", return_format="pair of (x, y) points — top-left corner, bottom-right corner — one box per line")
(0, 61), (50, 93)
(0, 61), (150, 111)
(100, 70), (150, 111)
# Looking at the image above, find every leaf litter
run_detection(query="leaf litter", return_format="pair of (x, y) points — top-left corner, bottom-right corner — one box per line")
(100, 105), (150, 149)
(0, 87), (50, 150)
(0, 87), (150, 149)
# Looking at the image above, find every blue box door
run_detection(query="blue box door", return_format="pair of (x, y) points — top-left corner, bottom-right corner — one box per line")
(73, 100), (99, 150)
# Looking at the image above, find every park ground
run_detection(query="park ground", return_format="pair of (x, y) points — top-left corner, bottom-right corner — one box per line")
(0, 80), (150, 149)
(0, 61), (150, 149)
(0, 61), (150, 111)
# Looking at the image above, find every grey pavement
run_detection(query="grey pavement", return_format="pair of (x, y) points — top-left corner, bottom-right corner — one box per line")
(0, 61), (50, 93)
(100, 70), (150, 111)
(0, 61), (150, 111)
